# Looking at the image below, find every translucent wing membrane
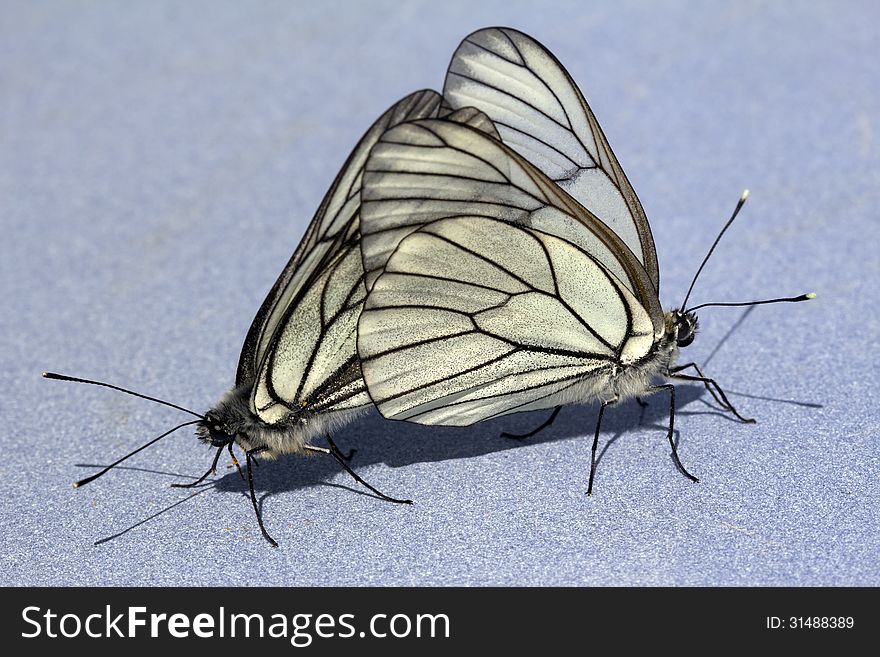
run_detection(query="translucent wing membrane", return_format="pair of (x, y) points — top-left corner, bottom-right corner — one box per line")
(253, 241), (369, 423)
(239, 90), (445, 423)
(360, 118), (662, 331)
(442, 27), (659, 291)
(240, 91), (503, 424)
(358, 216), (656, 425)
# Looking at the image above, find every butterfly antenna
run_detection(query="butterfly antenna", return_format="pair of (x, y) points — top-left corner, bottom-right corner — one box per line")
(73, 419), (202, 487)
(680, 189), (750, 311)
(686, 292), (816, 313)
(42, 372), (205, 419)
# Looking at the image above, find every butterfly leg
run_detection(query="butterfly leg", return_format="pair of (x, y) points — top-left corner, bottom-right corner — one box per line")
(587, 397), (618, 496)
(635, 396), (649, 425)
(303, 436), (413, 505)
(228, 442), (245, 478)
(501, 406), (562, 440)
(171, 445), (224, 489)
(245, 446), (278, 548)
(669, 362), (755, 423)
(670, 363), (727, 406)
(333, 443), (357, 462)
(647, 384), (700, 484)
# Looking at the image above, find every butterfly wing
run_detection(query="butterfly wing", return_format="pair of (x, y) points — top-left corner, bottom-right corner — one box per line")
(442, 27), (660, 291)
(358, 216), (657, 425)
(360, 117), (662, 330)
(239, 92), (503, 424)
(238, 90), (445, 423)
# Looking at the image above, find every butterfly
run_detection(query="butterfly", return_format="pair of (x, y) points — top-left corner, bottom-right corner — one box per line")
(46, 89), (500, 547)
(356, 27), (813, 493)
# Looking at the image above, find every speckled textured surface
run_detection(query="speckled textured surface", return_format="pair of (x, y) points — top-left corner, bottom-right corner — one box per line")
(2, 0), (877, 586)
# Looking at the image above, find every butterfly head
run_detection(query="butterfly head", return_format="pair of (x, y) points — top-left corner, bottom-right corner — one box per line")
(670, 309), (699, 349)
(196, 410), (236, 447)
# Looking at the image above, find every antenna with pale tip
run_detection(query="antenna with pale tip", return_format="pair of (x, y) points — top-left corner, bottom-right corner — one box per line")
(686, 292), (816, 313)
(677, 190), (816, 315)
(42, 372), (204, 419)
(72, 419), (202, 488)
(680, 189), (750, 312)
(43, 371), (209, 487)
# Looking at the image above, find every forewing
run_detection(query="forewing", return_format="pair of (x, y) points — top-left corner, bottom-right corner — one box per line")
(360, 118), (663, 332)
(358, 216), (656, 425)
(442, 27), (659, 291)
(240, 90), (444, 421)
(252, 241), (370, 423)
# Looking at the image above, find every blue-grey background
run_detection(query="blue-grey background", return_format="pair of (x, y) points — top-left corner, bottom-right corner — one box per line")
(2, 0), (877, 586)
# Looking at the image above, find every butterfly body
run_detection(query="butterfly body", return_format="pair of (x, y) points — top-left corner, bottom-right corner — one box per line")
(197, 384), (369, 458)
(49, 27), (810, 547)
(352, 27), (810, 494)
(186, 90), (456, 465)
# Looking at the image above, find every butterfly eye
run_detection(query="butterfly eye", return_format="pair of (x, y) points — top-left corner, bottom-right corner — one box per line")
(675, 312), (698, 348)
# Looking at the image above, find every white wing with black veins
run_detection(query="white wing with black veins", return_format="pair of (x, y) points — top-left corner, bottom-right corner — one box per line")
(358, 216), (656, 425)
(442, 27), (659, 291)
(238, 90), (444, 424)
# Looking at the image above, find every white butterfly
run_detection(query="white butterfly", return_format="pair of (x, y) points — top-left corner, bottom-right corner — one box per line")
(357, 27), (812, 493)
(48, 89), (503, 547)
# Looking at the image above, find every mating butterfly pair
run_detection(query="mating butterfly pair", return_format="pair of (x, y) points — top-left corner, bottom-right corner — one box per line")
(47, 28), (812, 546)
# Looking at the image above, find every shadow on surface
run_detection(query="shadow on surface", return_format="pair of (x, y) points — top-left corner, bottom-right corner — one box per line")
(80, 379), (821, 545)
(206, 384), (710, 496)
